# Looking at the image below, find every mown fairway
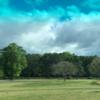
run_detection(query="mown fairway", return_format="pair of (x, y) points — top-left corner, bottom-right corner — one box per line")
(0, 79), (100, 100)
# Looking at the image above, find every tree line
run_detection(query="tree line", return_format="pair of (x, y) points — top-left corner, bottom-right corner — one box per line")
(0, 43), (100, 79)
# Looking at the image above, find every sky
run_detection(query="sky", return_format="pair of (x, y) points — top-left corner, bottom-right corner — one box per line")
(0, 0), (100, 55)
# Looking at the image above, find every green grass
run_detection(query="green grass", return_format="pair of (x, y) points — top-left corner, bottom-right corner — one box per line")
(0, 79), (100, 100)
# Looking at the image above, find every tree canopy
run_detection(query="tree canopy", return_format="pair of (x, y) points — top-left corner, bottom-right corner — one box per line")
(0, 43), (99, 79)
(2, 43), (27, 79)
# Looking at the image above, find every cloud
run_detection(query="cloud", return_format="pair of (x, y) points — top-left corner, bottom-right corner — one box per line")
(0, 16), (57, 53)
(52, 11), (100, 55)
(1, 7), (100, 55)
(0, 0), (100, 55)
(83, 0), (100, 10)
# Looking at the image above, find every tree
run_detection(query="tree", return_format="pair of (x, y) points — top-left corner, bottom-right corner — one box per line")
(79, 56), (95, 77)
(40, 53), (61, 77)
(2, 43), (27, 79)
(21, 54), (41, 77)
(59, 52), (76, 62)
(52, 61), (78, 80)
(89, 57), (100, 77)
(0, 54), (4, 78)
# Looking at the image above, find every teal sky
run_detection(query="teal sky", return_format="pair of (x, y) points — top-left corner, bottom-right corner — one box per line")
(0, 0), (100, 55)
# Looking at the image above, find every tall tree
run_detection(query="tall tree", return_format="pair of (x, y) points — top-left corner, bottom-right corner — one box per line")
(89, 57), (100, 77)
(2, 43), (27, 79)
(79, 56), (95, 77)
(0, 54), (4, 78)
(21, 54), (41, 77)
(40, 53), (61, 77)
(52, 61), (78, 80)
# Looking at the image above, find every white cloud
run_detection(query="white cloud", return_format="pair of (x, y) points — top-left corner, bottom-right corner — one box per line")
(83, 0), (100, 9)
(52, 11), (100, 55)
(0, 6), (100, 55)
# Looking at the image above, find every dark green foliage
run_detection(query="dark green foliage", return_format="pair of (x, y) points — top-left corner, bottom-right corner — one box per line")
(2, 43), (27, 79)
(21, 54), (41, 77)
(39, 53), (61, 77)
(89, 57), (100, 77)
(0, 43), (100, 79)
(0, 55), (4, 78)
(78, 56), (95, 77)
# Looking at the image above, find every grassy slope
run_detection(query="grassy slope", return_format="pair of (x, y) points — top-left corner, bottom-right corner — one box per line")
(0, 79), (100, 100)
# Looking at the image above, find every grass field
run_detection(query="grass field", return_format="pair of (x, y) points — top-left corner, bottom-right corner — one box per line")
(0, 79), (100, 100)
